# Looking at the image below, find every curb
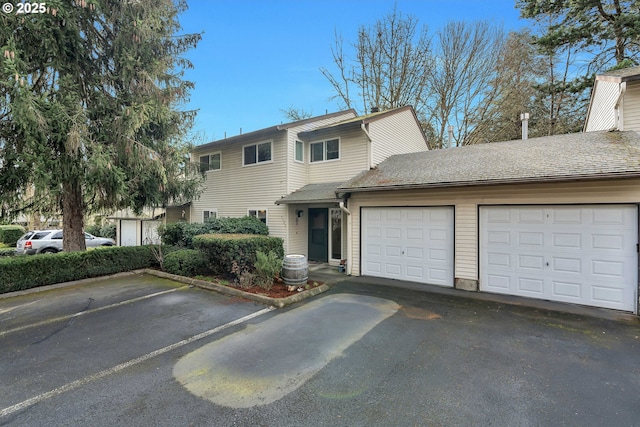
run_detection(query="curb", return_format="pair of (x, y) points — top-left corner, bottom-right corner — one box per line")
(143, 269), (332, 308)
(0, 270), (147, 300)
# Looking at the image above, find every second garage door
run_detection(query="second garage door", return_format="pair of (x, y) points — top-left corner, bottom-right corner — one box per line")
(361, 207), (454, 287)
(480, 205), (638, 312)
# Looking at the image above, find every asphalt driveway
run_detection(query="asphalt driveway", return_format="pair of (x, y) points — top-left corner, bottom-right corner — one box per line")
(0, 272), (638, 426)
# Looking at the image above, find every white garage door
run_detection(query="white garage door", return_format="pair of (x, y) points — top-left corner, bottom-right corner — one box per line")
(120, 220), (138, 246)
(480, 205), (638, 312)
(362, 207), (454, 287)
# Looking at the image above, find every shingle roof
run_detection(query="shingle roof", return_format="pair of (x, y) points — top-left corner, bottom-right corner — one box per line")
(596, 66), (640, 82)
(338, 131), (640, 193)
(297, 106), (424, 143)
(275, 182), (345, 204)
(193, 109), (356, 152)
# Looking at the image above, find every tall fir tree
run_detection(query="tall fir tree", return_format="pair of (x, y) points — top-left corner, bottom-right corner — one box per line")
(0, 0), (203, 251)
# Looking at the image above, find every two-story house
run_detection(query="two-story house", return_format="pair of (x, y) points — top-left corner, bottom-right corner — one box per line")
(191, 106), (428, 265)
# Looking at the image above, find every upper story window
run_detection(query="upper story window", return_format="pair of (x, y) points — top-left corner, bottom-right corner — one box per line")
(310, 138), (339, 162)
(295, 140), (304, 163)
(243, 141), (272, 166)
(200, 152), (221, 172)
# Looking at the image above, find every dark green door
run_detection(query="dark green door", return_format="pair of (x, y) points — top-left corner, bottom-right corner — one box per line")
(308, 208), (328, 262)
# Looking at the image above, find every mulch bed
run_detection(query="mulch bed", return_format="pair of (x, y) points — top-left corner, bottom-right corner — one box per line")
(196, 276), (323, 299)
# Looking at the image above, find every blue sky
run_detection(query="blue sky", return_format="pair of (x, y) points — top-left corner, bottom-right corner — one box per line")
(179, 1), (526, 144)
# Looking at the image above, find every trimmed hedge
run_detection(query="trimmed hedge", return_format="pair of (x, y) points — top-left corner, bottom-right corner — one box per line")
(0, 225), (26, 246)
(163, 249), (208, 277)
(0, 247), (16, 257)
(86, 223), (117, 239)
(193, 234), (284, 282)
(159, 216), (269, 248)
(0, 246), (158, 294)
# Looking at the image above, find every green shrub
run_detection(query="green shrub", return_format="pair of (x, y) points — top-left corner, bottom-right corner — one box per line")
(99, 224), (117, 240)
(85, 224), (102, 236)
(0, 247), (16, 257)
(0, 225), (26, 246)
(0, 246), (158, 294)
(163, 249), (208, 277)
(254, 250), (283, 290)
(159, 216), (269, 248)
(193, 234), (284, 286)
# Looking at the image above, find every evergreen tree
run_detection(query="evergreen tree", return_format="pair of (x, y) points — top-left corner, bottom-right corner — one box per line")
(517, 0), (640, 90)
(0, 0), (203, 251)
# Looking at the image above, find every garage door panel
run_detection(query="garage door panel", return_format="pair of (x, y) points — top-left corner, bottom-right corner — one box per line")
(362, 207), (454, 287)
(591, 259), (626, 278)
(592, 208), (627, 224)
(366, 261), (381, 273)
(406, 247), (423, 259)
(552, 208), (582, 223)
(487, 274), (510, 289)
(488, 231), (510, 245)
(591, 234), (624, 251)
(552, 281), (582, 299)
(406, 266), (424, 278)
(519, 209), (545, 223)
(552, 233), (581, 248)
(518, 277), (544, 294)
(519, 255), (544, 271)
(592, 286), (624, 305)
(481, 205), (637, 312)
(551, 257), (582, 274)
(518, 232), (544, 246)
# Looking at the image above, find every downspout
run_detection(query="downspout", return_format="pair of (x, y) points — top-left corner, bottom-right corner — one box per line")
(338, 197), (352, 276)
(361, 123), (373, 169)
(615, 82), (627, 130)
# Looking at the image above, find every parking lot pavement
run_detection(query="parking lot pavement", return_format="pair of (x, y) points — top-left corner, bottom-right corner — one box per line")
(1, 273), (639, 426)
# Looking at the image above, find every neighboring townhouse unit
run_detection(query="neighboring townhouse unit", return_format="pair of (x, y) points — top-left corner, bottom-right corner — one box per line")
(338, 131), (640, 314)
(191, 106), (428, 265)
(584, 66), (640, 132)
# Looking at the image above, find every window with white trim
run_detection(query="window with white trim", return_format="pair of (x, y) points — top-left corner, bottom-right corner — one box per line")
(248, 209), (267, 224)
(199, 152), (221, 172)
(295, 140), (304, 163)
(243, 141), (272, 166)
(310, 138), (339, 162)
(203, 209), (218, 222)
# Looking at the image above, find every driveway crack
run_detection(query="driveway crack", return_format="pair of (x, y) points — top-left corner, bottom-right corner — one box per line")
(32, 298), (94, 344)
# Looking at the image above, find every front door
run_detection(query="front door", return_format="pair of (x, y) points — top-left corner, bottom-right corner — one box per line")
(308, 208), (328, 262)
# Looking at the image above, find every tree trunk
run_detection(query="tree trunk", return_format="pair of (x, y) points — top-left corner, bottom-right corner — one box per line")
(62, 180), (86, 252)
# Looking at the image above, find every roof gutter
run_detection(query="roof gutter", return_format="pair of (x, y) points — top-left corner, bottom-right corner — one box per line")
(338, 172), (640, 194)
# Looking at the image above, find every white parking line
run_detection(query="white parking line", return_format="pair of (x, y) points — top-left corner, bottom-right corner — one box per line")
(0, 306), (275, 418)
(0, 286), (190, 338)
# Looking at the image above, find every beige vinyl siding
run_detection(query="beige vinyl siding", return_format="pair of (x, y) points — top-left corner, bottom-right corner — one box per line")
(286, 205), (308, 256)
(191, 131), (289, 243)
(348, 179), (640, 283)
(455, 203), (477, 280)
(585, 80), (620, 132)
(308, 128), (369, 183)
(284, 112), (357, 252)
(370, 108), (428, 165)
(285, 112), (356, 195)
(623, 82), (640, 131)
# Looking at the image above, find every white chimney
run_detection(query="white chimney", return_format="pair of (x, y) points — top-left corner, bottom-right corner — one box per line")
(520, 113), (530, 140)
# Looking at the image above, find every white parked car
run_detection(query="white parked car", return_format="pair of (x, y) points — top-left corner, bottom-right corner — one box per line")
(15, 229), (115, 255)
